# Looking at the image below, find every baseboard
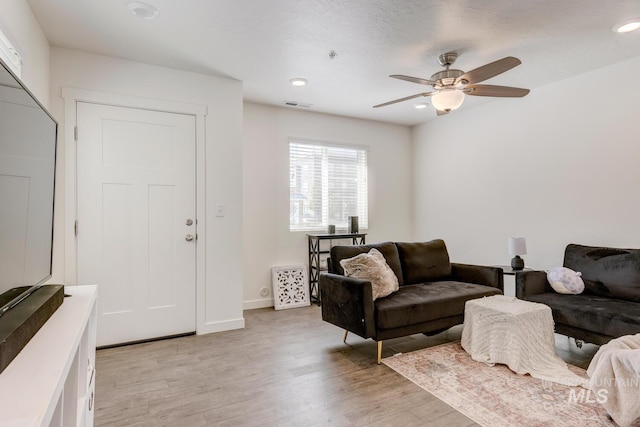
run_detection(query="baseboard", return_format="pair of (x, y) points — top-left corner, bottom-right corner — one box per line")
(198, 317), (245, 335)
(243, 298), (274, 310)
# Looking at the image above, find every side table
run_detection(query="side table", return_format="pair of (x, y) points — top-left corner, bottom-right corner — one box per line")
(494, 265), (534, 297)
(307, 233), (366, 304)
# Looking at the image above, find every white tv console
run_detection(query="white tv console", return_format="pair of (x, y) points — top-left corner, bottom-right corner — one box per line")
(0, 285), (97, 427)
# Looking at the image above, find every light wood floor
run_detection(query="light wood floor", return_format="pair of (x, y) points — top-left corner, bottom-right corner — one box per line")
(95, 305), (600, 426)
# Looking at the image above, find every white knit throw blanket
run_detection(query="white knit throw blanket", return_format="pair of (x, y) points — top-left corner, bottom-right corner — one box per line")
(461, 295), (589, 388)
(587, 333), (640, 427)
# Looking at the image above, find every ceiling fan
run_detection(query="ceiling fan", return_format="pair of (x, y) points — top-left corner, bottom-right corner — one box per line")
(374, 52), (530, 116)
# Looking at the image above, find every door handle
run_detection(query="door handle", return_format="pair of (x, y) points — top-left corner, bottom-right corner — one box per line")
(185, 234), (195, 242)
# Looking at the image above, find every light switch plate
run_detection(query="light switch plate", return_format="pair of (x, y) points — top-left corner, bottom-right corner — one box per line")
(215, 203), (225, 217)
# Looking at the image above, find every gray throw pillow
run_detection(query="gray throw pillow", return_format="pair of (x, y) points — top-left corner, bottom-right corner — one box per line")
(340, 248), (399, 300)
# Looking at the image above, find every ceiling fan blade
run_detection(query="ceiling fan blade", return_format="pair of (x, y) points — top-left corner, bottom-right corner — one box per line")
(390, 75), (438, 86)
(457, 57), (521, 85)
(464, 84), (530, 97)
(436, 109), (450, 116)
(373, 92), (432, 108)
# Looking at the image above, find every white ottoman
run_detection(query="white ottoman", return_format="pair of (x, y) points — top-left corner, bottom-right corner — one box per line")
(462, 295), (587, 387)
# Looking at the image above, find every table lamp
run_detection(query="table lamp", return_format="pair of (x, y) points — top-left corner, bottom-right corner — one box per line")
(509, 237), (527, 270)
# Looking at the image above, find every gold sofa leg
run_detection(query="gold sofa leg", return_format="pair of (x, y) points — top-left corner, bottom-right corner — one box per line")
(377, 341), (383, 364)
(343, 330), (348, 343)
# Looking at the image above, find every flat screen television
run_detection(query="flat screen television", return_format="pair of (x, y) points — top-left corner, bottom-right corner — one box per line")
(0, 57), (57, 317)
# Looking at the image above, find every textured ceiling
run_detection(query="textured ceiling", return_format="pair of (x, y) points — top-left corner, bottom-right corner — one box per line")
(26, 0), (640, 126)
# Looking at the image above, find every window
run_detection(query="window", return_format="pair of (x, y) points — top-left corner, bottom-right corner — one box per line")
(290, 139), (368, 231)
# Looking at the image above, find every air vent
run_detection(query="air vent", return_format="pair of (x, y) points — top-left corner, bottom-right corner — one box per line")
(284, 101), (312, 108)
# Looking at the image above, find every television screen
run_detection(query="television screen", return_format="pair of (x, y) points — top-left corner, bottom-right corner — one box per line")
(0, 58), (57, 316)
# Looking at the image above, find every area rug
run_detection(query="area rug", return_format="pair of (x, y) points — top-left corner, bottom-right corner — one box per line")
(382, 342), (613, 427)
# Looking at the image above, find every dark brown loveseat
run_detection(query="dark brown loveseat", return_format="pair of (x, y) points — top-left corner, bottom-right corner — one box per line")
(319, 239), (503, 363)
(516, 243), (640, 346)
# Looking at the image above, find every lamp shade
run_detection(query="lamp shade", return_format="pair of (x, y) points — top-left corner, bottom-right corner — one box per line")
(509, 237), (527, 256)
(431, 89), (465, 112)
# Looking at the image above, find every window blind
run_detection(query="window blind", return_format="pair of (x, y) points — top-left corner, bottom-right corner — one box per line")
(290, 140), (368, 231)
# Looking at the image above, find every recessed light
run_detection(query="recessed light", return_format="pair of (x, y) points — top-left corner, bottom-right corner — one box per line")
(127, 1), (159, 20)
(414, 103), (428, 109)
(613, 19), (640, 33)
(289, 78), (308, 87)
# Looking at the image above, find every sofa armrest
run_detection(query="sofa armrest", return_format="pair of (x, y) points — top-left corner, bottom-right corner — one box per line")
(319, 272), (375, 338)
(516, 270), (553, 299)
(450, 263), (504, 293)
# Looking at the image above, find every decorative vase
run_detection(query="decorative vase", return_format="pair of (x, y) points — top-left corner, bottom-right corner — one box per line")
(348, 216), (359, 233)
(511, 255), (524, 270)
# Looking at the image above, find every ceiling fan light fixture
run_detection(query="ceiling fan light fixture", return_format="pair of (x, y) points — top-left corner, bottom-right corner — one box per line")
(431, 90), (465, 112)
(374, 54), (528, 111)
(614, 19), (640, 33)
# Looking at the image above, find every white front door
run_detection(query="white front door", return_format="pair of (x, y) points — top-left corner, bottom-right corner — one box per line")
(76, 102), (196, 346)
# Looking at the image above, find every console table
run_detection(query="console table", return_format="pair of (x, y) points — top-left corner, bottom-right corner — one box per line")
(307, 233), (366, 304)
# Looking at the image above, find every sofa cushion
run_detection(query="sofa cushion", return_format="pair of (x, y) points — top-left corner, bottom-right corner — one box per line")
(564, 244), (640, 303)
(581, 279), (640, 303)
(330, 242), (404, 286)
(374, 281), (501, 330)
(525, 293), (640, 339)
(340, 248), (399, 300)
(396, 240), (451, 285)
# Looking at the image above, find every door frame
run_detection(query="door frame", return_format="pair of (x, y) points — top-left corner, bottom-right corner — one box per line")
(62, 87), (207, 334)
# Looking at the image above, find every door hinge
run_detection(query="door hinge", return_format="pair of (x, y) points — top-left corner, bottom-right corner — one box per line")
(74, 126), (78, 141)
(74, 220), (78, 237)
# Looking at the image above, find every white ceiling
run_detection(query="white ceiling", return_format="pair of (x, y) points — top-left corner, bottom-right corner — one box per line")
(26, 0), (640, 126)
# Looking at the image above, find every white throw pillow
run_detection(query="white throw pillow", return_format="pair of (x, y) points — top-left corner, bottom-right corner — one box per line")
(547, 267), (585, 295)
(340, 248), (399, 300)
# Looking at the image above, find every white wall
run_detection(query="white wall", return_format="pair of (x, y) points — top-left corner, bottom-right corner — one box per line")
(49, 47), (244, 332)
(412, 55), (640, 270)
(0, 0), (50, 106)
(243, 102), (413, 308)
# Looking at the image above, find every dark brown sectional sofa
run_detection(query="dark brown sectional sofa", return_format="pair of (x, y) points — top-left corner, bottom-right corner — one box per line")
(319, 239), (503, 363)
(517, 243), (640, 345)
